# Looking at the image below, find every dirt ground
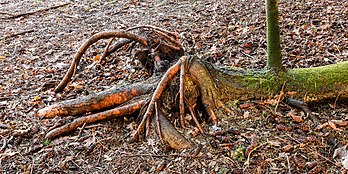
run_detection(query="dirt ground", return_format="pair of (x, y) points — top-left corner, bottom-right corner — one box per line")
(1, 0), (347, 173)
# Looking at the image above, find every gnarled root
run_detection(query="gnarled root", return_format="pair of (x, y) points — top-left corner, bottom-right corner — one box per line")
(54, 31), (149, 93)
(38, 26), (229, 149)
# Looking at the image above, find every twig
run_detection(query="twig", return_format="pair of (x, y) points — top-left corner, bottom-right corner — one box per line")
(332, 91), (342, 109)
(179, 57), (186, 128)
(188, 105), (204, 134)
(274, 80), (286, 112)
(24, 103), (38, 113)
(100, 37), (115, 64)
(0, 11), (14, 16)
(285, 98), (339, 146)
(126, 25), (178, 38)
(1, 138), (7, 151)
(3, 29), (34, 39)
(121, 153), (210, 159)
(286, 154), (291, 174)
(5, 3), (71, 19)
(77, 122), (86, 138)
(243, 142), (268, 171)
(240, 50), (255, 59)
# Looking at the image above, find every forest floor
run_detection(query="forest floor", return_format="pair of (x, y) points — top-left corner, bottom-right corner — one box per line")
(1, 0), (348, 173)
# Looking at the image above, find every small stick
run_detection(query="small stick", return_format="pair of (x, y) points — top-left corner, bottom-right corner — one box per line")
(155, 102), (164, 143)
(100, 37), (115, 64)
(1, 139), (7, 151)
(77, 122), (86, 138)
(105, 39), (132, 58)
(122, 153), (210, 159)
(188, 105), (203, 134)
(126, 25), (178, 38)
(243, 142), (267, 171)
(179, 57), (186, 128)
(5, 3), (71, 19)
(3, 29), (34, 39)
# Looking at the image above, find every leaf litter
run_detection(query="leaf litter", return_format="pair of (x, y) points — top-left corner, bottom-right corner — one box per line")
(0, 0), (347, 173)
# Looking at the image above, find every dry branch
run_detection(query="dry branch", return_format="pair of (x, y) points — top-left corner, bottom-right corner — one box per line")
(4, 2), (71, 19)
(3, 29), (34, 39)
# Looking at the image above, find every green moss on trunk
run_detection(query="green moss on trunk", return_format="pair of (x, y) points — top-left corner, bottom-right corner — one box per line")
(266, 0), (282, 71)
(188, 58), (348, 103)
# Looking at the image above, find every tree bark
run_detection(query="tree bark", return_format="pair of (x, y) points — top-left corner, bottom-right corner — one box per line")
(187, 58), (348, 104)
(266, 0), (282, 71)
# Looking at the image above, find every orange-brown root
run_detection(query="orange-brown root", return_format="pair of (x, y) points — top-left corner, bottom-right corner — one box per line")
(45, 99), (146, 139)
(132, 57), (185, 142)
(54, 31), (148, 93)
(38, 83), (154, 118)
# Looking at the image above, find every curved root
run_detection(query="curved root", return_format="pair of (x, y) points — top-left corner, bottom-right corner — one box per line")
(54, 31), (148, 93)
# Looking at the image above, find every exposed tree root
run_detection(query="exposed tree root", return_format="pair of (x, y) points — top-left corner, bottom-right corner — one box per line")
(131, 57), (185, 142)
(38, 82), (155, 118)
(155, 104), (191, 149)
(38, 26), (348, 150)
(54, 31), (149, 93)
(45, 99), (146, 139)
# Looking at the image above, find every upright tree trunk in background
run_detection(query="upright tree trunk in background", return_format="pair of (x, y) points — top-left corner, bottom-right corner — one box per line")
(266, 0), (282, 71)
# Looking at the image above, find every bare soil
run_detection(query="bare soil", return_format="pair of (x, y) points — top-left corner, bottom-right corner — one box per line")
(0, 0), (347, 173)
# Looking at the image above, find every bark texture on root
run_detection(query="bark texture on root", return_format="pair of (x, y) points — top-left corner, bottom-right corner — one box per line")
(45, 99), (146, 139)
(155, 106), (191, 150)
(38, 81), (156, 118)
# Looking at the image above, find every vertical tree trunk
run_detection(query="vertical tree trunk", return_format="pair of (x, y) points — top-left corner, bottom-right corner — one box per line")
(266, 0), (282, 71)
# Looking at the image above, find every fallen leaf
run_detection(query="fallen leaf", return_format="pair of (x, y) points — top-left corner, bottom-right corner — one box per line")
(282, 144), (293, 152)
(93, 54), (101, 61)
(239, 103), (251, 109)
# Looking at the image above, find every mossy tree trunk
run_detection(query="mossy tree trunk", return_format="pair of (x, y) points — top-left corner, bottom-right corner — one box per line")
(187, 58), (348, 106)
(266, 0), (282, 71)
